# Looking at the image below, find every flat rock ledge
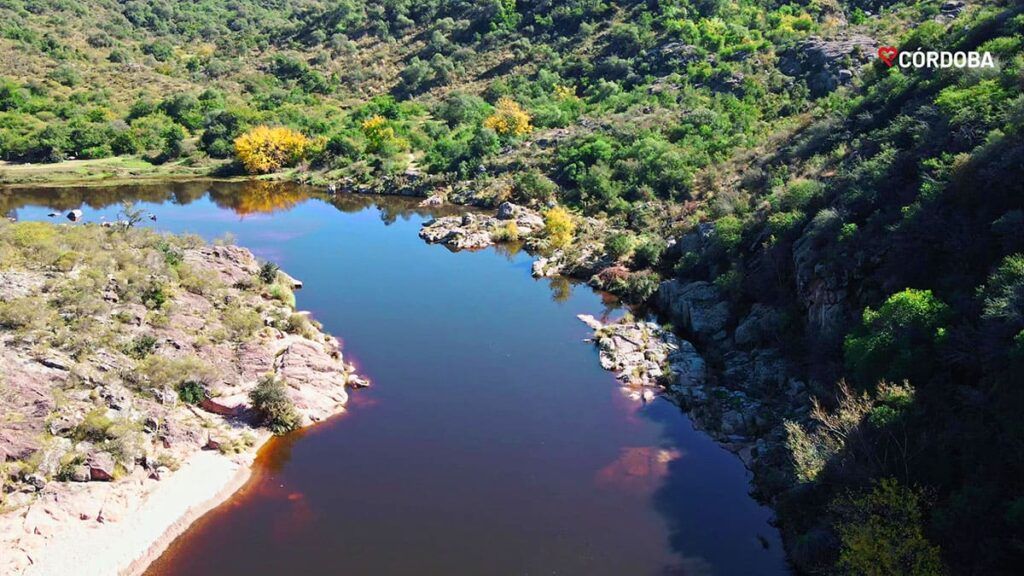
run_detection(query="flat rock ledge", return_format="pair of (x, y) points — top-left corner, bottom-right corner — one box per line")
(0, 241), (368, 576)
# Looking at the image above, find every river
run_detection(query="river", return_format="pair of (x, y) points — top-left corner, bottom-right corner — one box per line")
(4, 181), (788, 575)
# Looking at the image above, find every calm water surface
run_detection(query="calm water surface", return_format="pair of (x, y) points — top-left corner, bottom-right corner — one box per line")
(4, 182), (788, 575)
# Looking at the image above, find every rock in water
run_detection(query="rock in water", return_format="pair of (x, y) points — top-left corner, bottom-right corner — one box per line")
(66, 209), (83, 222)
(419, 195), (444, 207)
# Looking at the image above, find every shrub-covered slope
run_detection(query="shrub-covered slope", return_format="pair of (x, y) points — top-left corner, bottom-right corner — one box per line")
(2, 1), (1024, 574)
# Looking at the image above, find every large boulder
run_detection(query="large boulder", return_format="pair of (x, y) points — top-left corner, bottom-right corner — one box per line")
(667, 339), (707, 392)
(656, 280), (730, 342)
(87, 451), (116, 481)
(496, 201), (544, 230)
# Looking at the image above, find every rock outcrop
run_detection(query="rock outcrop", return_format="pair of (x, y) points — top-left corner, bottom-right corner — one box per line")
(778, 35), (877, 96)
(0, 225), (365, 575)
(419, 202), (544, 250)
(655, 280), (731, 342)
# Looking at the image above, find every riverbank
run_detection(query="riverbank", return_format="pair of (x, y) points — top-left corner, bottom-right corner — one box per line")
(0, 157), (247, 188)
(0, 221), (364, 575)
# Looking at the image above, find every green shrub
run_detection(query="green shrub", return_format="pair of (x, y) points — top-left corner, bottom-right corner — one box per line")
(158, 242), (183, 267)
(513, 170), (558, 205)
(0, 296), (53, 330)
(124, 335), (158, 359)
(75, 408), (114, 442)
(249, 376), (300, 434)
(491, 221), (520, 242)
(632, 236), (665, 269)
(604, 232), (637, 262)
(133, 355), (215, 394)
(713, 215), (744, 253)
(140, 284), (168, 310)
(222, 304), (262, 340)
(258, 261), (280, 284)
(177, 380), (206, 404)
(268, 282), (296, 308)
(618, 270), (660, 302)
(844, 289), (950, 386)
(283, 313), (315, 338)
(980, 254), (1024, 329)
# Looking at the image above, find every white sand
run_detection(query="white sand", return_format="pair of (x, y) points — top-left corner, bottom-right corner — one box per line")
(13, 451), (253, 576)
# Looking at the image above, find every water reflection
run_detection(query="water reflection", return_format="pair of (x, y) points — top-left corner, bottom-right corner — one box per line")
(1, 180), (469, 223)
(6, 180), (788, 576)
(595, 446), (684, 494)
(208, 180), (310, 216)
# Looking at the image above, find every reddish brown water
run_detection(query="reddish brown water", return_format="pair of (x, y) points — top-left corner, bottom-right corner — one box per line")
(10, 182), (788, 575)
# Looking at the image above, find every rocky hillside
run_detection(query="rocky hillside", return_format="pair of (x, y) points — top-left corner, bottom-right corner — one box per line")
(0, 217), (364, 573)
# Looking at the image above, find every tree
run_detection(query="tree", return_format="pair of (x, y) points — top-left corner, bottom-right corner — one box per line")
(233, 125), (310, 174)
(360, 115), (406, 156)
(117, 201), (146, 230)
(980, 254), (1024, 329)
(844, 289), (950, 386)
(483, 97), (532, 137)
(833, 479), (945, 576)
(543, 206), (576, 250)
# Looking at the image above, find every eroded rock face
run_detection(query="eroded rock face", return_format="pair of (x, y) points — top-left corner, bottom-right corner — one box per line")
(578, 315), (708, 404)
(656, 280), (731, 342)
(734, 304), (786, 348)
(793, 231), (849, 339)
(182, 244), (260, 287)
(0, 355), (63, 463)
(532, 245), (609, 279)
(578, 313), (799, 476)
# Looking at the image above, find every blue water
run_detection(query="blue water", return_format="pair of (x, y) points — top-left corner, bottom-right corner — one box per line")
(5, 182), (788, 575)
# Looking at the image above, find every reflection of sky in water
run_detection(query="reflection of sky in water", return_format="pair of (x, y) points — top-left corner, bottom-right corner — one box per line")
(595, 446), (685, 495)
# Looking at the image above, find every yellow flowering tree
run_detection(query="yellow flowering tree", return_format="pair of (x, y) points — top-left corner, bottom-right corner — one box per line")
(483, 97), (533, 137)
(554, 84), (577, 101)
(543, 206), (576, 250)
(233, 125), (310, 174)
(361, 115), (407, 155)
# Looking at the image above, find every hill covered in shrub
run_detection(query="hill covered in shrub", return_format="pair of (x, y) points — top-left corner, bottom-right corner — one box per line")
(2, 1), (1023, 574)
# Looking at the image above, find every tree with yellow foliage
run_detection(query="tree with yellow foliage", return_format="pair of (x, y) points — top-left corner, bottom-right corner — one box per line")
(543, 206), (576, 250)
(233, 125), (310, 174)
(483, 97), (533, 137)
(361, 115), (407, 155)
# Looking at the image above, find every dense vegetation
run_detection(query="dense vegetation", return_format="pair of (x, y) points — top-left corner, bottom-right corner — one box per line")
(2, 1), (1023, 574)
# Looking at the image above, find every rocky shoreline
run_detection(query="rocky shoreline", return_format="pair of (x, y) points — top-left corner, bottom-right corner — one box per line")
(0, 223), (365, 575)
(413, 198), (805, 501)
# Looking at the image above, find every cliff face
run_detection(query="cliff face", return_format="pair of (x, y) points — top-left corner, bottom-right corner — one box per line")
(0, 221), (362, 574)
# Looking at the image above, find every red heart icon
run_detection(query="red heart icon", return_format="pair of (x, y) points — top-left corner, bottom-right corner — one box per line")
(878, 46), (898, 67)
